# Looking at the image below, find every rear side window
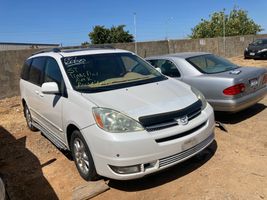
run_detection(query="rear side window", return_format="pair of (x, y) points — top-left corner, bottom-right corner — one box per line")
(29, 57), (46, 85)
(21, 59), (32, 80)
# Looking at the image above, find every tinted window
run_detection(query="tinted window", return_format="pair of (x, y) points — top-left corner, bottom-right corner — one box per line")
(21, 59), (32, 80)
(186, 54), (237, 74)
(252, 39), (267, 45)
(148, 59), (181, 77)
(29, 57), (46, 85)
(44, 57), (63, 88)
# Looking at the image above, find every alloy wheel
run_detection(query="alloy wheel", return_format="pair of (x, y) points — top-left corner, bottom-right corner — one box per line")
(73, 137), (90, 175)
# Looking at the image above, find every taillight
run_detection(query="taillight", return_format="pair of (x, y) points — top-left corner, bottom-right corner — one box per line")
(223, 83), (245, 95)
(263, 74), (267, 85)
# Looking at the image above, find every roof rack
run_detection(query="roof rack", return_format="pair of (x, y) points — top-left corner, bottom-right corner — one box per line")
(31, 45), (115, 55)
(31, 48), (61, 55)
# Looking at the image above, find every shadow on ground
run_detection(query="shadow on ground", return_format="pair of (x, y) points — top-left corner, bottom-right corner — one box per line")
(215, 103), (266, 124)
(108, 140), (217, 191)
(0, 126), (58, 200)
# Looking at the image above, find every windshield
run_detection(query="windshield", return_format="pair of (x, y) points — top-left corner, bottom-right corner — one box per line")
(186, 54), (238, 74)
(251, 39), (267, 45)
(62, 53), (166, 92)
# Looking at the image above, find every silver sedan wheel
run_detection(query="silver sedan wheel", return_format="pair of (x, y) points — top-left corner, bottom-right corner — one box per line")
(73, 138), (90, 175)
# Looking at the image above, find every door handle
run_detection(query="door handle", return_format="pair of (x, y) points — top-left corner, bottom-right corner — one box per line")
(35, 90), (39, 95)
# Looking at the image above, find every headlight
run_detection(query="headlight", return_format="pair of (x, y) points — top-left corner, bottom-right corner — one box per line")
(245, 48), (248, 51)
(258, 48), (267, 53)
(92, 107), (144, 133)
(191, 87), (207, 110)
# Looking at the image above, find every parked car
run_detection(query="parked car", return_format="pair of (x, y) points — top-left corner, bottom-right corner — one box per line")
(244, 38), (267, 59)
(20, 47), (215, 181)
(146, 52), (267, 112)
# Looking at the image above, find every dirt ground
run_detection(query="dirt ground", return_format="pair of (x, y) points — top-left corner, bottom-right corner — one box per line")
(0, 56), (266, 200)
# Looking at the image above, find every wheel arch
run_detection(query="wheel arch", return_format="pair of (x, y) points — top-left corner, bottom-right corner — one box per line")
(22, 98), (26, 116)
(66, 124), (80, 150)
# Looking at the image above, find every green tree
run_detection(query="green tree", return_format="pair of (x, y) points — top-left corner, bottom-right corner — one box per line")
(81, 41), (90, 47)
(190, 7), (263, 39)
(89, 25), (134, 44)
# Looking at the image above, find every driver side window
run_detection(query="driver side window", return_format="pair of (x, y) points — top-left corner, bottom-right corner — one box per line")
(148, 59), (181, 77)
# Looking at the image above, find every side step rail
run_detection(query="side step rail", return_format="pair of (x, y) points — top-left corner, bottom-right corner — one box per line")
(33, 121), (68, 150)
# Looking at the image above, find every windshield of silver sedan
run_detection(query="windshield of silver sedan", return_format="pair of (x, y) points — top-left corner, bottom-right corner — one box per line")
(62, 53), (165, 92)
(186, 54), (238, 74)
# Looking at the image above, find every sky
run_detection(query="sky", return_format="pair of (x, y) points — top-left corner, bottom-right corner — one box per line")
(0, 0), (267, 46)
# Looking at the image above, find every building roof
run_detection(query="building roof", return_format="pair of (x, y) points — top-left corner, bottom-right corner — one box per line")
(0, 42), (59, 46)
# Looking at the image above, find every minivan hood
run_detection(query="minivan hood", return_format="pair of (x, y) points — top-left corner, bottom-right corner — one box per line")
(81, 79), (198, 120)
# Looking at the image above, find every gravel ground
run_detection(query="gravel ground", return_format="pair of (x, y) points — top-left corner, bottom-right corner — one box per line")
(0, 56), (266, 200)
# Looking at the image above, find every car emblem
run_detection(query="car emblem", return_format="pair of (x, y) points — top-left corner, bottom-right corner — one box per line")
(177, 116), (189, 125)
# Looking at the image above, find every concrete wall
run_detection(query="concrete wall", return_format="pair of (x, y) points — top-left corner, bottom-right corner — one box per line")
(115, 34), (267, 58)
(1, 34), (267, 99)
(0, 43), (59, 51)
(0, 49), (39, 99)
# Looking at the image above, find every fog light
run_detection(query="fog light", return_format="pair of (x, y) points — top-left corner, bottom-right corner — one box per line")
(109, 164), (141, 174)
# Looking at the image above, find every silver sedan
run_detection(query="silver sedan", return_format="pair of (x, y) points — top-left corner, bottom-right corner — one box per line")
(146, 52), (267, 112)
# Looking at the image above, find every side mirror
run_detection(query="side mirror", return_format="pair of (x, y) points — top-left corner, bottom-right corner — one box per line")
(41, 82), (59, 94)
(155, 67), (162, 73)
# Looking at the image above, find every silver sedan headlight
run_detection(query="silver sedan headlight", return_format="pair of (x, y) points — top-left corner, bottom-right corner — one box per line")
(92, 108), (144, 133)
(191, 87), (207, 110)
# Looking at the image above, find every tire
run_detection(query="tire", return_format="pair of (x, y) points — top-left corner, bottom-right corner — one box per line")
(70, 130), (99, 181)
(0, 177), (6, 200)
(23, 104), (38, 131)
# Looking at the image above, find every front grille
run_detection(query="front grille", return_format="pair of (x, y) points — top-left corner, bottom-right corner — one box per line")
(139, 100), (202, 132)
(155, 121), (207, 143)
(159, 133), (214, 168)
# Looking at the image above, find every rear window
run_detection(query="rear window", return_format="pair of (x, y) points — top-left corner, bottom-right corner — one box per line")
(186, 54), (238, 74)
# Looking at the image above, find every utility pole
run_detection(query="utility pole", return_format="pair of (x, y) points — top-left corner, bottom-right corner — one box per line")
(223, 11), (226, 56)
(133, 12), (137, 54)
(165, 17), (173, 41)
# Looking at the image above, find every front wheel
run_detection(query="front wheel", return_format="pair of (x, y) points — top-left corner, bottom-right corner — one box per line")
(71, 130), (99, 181)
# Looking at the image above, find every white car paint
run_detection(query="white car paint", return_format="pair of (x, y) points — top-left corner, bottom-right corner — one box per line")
(20, 48), (215, 180)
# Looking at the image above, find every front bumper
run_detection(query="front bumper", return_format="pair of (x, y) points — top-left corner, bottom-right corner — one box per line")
(209, 86), (267, 112)
(244, 50), (267, 59)
(81, 104), (215, 180)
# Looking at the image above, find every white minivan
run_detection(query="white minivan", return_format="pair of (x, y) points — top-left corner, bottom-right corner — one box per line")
(20, 48), (215, 180)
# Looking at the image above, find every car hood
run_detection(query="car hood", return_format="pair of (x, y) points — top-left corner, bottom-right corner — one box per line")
(81, 79), (198, 120)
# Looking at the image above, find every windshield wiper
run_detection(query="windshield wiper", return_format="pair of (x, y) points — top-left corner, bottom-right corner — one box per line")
(109, 77), (148, 84)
